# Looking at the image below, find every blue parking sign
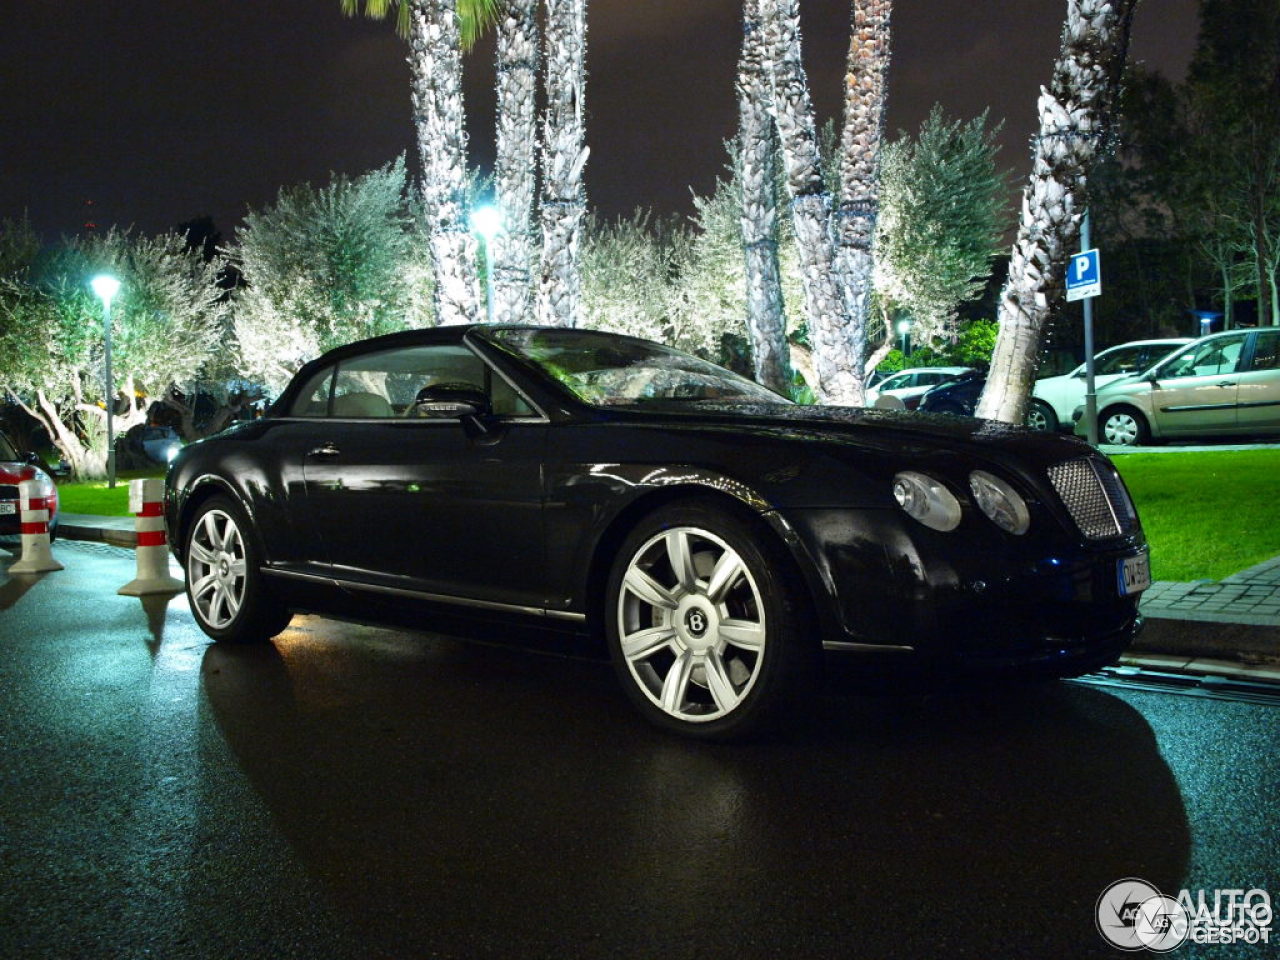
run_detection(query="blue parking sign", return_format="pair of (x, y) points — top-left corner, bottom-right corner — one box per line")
(1066, 248), (1101, 301)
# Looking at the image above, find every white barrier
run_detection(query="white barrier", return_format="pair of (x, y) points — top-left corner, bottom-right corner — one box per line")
(9, 479), (64, 574)
(118, 478), (184, 596)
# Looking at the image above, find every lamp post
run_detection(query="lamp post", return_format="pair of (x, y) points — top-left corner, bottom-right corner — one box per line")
(90, 274), (121, 488)
(470, 205), (503, 323)
(896, 318), (912, 360)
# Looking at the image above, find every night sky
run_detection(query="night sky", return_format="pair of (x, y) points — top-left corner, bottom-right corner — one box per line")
(3, 0), (1199, 242)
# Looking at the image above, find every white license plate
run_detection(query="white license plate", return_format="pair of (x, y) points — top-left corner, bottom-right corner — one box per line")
(0, 502), (15, 516)
(1118, 552), (1151, 596)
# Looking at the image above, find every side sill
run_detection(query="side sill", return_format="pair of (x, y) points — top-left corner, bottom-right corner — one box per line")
(263, 566), (588, 623)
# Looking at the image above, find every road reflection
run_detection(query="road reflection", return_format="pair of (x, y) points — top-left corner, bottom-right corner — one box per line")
(203, 622), (1190, 958)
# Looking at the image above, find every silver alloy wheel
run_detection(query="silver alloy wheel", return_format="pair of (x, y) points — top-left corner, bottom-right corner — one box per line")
(186, 508), (248, 630)
(616, 526), (767, 723)
(1103, 411), (1141, 446)
(1025, 402), (1054, 432)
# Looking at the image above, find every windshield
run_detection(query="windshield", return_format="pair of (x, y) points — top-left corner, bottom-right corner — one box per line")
(0, 433), (17, 461)
(487, 328), (789, 407)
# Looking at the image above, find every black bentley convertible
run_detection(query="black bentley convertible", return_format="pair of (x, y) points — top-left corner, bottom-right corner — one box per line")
(166, 325), (1150, 738)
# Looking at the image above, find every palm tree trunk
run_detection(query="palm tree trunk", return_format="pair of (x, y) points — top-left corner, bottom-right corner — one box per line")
(737, 0), (790, 394)
(976, 0), (1138, 422)
(835, 0), (891, 384)
(538, 0), (588, 328)
(758, 0), (862, 405)
(491, 0), (539, 324)
(407, 0), (485, 325)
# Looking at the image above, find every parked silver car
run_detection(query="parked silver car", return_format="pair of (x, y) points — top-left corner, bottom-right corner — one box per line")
(1074, 328), (1280, 445)
(1028, 338), (1191, 432)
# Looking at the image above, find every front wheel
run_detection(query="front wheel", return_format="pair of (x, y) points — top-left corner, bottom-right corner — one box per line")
(184, 496), (291, 643)
(605, 501), (812, 740)
(1100, 407), (1150, 447)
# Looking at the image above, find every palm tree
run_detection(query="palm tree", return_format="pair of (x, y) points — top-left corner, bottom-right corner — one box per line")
(736, 0), (791, 394)
(834, 0), (891, 389)
(538, 0), (588, 328)
(976, 0), (1139, 422)
(756, 0), (862, 404)
(489, 0), (540, 324)
(342, 0), (486, 325)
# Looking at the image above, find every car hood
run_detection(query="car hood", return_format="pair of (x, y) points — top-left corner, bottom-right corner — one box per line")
(607, 401), (1095, 468)
(1095, 373), (1147, 395)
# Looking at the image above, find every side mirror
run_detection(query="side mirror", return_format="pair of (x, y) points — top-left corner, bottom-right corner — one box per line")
(410, 383), (493, 424)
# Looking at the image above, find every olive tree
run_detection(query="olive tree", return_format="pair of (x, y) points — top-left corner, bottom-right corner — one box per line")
(0, 227), (222, 478)
(229, 158), (435, 393)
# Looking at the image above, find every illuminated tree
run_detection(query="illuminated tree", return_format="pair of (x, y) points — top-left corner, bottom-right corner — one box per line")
(0, 227), (222, 478)
(229, 160), (433, 392)
(736, 0), (790, 393)
(833, 0), (892, 393)
(755, 0), (862, 404)
(874, 108), (1008, 352)
(490, 0), (540, 323)
(342, 0), (487, 325)
(537, 0), (588, 327)
(977, 0), (1139, 423)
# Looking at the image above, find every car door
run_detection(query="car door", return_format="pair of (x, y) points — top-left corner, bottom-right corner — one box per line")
(1236, 330), (1280, 434)
(295, 342), (549, 611)
(1148, 334), (1246, 437)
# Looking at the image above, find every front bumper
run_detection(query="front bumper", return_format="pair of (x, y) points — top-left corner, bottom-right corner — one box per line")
(780, 507), (1147, 677)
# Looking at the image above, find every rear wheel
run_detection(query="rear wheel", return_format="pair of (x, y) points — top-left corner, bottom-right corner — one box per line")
(1100, 407), (1150, 446)
(1025, 399), (1058, 432)
(185, 496), (291, 643)
(605, 500), (812, 740)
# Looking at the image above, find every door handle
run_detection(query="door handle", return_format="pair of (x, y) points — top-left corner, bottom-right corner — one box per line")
(307, 442), (341, 457)
(1217, 381), (1238, 388)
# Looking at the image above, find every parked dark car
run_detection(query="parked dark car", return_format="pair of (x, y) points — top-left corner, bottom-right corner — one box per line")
(166, 326), (1150, 739)
(0, 432), (58, 541)
(917, 369), (986, 416)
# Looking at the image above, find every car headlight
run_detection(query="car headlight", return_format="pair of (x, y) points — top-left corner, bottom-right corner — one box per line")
(969, 470), (1030, 535)
(892, 471), (962, 532)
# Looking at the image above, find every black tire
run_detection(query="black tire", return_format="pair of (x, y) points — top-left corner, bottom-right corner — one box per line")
(930, 402), (967, 417)
(1025, 399), (1058, 432)
(604, 500), (814, 740)
(184, 496), (291, 643)
(1099, 406), (1150, 447)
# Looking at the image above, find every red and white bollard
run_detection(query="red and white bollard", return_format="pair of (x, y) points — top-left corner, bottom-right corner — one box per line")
(118, 478), (184, 596)
(9, 478), (64, 574)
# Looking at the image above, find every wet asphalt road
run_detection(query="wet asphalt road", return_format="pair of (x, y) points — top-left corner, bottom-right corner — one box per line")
(1, 540), (1277, 960)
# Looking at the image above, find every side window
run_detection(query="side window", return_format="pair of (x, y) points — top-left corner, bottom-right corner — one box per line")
(1095, 347), (1143, 376)
(1249, 332), (1280, 372)
(288, 343), (537, 419)
(1164, 337), (1244, 379)
(289, 367), (334, 417)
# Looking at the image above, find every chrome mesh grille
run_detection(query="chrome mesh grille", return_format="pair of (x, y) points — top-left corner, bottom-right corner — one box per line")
(1047, 458), (1139, 540)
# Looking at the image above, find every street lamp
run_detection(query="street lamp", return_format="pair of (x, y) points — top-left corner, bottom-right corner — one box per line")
(91, 274), (121, 489)
(470, 204), (503, 323)
(896, 317), (912, 359)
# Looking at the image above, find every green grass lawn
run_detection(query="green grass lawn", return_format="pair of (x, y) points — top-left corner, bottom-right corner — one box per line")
(55, 469), (167, 516)
(54, 449), (1279, 584)
(1112, 448), (1280, 583)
